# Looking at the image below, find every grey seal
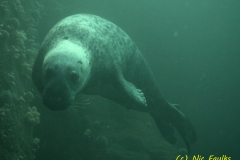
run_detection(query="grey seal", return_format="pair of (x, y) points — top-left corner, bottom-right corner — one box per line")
(32, 14), (196, 152)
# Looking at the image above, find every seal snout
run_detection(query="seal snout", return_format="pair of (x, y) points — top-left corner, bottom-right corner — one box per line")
(42, 84), (71, 111)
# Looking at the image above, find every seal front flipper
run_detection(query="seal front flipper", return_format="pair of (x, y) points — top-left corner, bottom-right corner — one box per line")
(121, 81), (147, 107)
(115, 73), (147, 109)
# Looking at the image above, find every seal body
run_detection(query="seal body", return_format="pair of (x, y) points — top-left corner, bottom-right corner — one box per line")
(32, 14), (196, 152)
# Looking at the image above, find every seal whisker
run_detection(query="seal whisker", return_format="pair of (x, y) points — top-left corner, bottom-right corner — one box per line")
(70, 97), (91, 110)
(73, 95), (91, 106)
(73, 102), (91, 106)
(72, 100), (91, 106)
(70, 104), (88, 113)
(31, 88), (42, 99)
(71, 102), (91, 106)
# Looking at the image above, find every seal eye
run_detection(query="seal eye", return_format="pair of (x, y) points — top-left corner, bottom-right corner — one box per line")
(71, 71), (79, 83)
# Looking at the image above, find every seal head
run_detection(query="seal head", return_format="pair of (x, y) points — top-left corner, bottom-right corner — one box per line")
(41, 40), (90, 110)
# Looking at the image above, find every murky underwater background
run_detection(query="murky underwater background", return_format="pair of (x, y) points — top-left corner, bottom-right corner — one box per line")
(35, 0), (240, 159)
(1, 0), (238, 159)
